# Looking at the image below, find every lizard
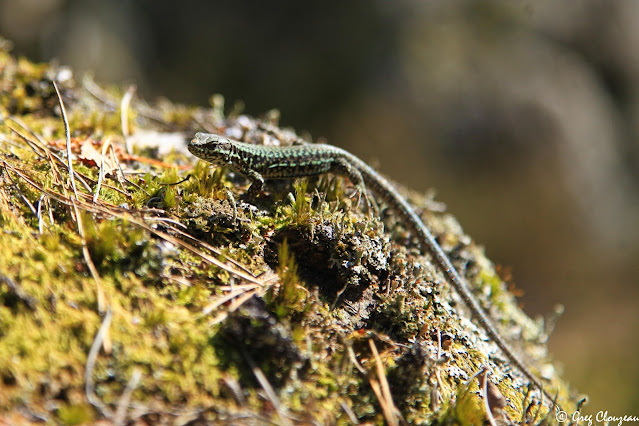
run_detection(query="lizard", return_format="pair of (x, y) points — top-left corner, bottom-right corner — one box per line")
(188, 131), (560, 408)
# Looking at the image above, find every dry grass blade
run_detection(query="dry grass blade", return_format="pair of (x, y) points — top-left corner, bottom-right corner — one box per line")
(127, 218), (267, 285)
(93, 136), (129, 203)
(82, 74), (118, 111)
(340, 402), (359, 425)
(85, 307), (114, 419)
(0, 171), (22, 224)
(201, 276), (279, 325)
(161, 222), (260, 276)
(36, 194), (45, 233)
(143, 215), (187, 229)
(45, 150), (66, 191)
(243, 351), (293, 426)
(369, 378), (397, 426)
(205, 285), (270, 327)
(83, 75), (169, 126)
(479, 367), (498, 426)
(108, 146), (138, 196)
(7, 115), (49, 148)
(0, 134), (25, 152)
(368, 339), (400, 426)
(93, 137), (109, 203)
(121, 85), (136, 154)
(201, 284), (263, 316)
(52, 80), (107, 312)
(53, 81), (79, 200)
(6, 125), (47, 158)
(113, 368), (142, 426)
(72, 197), (107, 312)
(3, 166), (37, 215)
(347, 345), (367, 375)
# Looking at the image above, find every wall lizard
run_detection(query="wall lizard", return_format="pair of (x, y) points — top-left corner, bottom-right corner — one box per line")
(188, 131), (559, 407)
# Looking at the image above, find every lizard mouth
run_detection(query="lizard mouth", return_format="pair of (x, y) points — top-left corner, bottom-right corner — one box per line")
(187, 141), (201, 153)
(187, 142), (205, 160)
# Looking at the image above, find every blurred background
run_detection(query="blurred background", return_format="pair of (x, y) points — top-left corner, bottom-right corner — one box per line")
(1, 0), (638, 414)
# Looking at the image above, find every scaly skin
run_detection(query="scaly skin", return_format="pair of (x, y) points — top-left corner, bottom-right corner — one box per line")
(188, 132), (559, 408)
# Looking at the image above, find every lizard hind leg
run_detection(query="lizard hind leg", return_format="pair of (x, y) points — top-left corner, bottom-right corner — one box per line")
(332, 158), (375, 216)
(350, 185), (378, 218)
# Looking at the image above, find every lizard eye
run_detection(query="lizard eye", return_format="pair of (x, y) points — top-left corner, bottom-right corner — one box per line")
(219, 142), (233, 154)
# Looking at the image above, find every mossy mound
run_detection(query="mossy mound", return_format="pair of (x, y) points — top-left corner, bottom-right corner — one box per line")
(0, 42), (573, 424)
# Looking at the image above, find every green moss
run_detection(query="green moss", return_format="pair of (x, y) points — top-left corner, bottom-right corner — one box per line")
(451, 383), (486, 426)
(265, 239), (309, 319)
(183, 160), (227, 200)
(57, 403), (95, 425)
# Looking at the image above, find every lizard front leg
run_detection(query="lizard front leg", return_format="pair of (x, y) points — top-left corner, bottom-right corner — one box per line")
(243, 169), (265, 199)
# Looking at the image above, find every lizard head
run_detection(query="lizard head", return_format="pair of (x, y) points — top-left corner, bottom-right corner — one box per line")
(189, 132), (235, 166)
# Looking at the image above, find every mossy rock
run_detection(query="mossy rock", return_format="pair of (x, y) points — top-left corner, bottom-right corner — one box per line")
(0, 39), (575, 424)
